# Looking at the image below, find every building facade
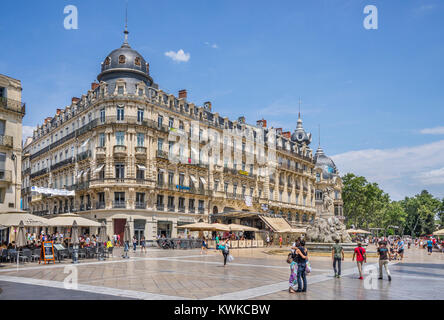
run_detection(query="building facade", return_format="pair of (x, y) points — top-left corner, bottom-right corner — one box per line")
(0, 74), (25, 212)
(22, 31), (337, 242)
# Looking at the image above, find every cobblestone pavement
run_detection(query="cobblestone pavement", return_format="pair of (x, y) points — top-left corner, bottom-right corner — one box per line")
(0, 245), (442, 300)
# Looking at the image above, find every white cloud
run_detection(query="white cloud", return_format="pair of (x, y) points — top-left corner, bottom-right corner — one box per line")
(420, 126), (444, 135)
(331, 140), (444, 200)
(164, 49), (190, 62)
(22, 125), (35, 140)
(204, 42), (218, 49)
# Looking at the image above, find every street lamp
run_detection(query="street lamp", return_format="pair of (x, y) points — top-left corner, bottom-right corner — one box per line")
(11, 153), (17, 210)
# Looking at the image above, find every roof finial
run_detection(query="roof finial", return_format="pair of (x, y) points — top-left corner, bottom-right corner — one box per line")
(298, 97), (301, 118)
(318, 124), (321, 147)
(123, 0), (129, 46)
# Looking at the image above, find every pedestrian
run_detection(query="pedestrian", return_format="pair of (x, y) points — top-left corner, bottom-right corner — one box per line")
(291, 240), (308, 292)
(266, 234), (270, 247)
(140, 236), (146, 253)
(377, 241), (391, 281)
(279, 235), (283, 248)
(352, 242), (367, 280)
(117, 234), (121, 247)
(332, 239), (344, 278)
(427, 237), (433, 255)
(132, 236), (137, 252)
(287, 253), (298, 293)
(215, 234), (220, 250)
(201, 236), (208, 255)
(397, 237), (405, 261)
(221, 238), (230, 266)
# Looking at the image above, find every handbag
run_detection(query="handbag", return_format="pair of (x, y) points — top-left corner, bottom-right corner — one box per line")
(305, 261), (311, 274)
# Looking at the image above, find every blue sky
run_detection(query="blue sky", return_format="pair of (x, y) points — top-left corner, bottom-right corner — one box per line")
(1, 0), (443, 200)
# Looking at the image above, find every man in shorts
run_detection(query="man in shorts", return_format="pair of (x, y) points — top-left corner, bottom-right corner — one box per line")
(397, 238), (405, 261)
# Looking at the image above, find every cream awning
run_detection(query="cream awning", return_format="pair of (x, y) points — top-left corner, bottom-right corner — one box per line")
(433, 229), (444, 236)
(136, 164), (147, 170)
(211, 223), (230, 231)
(48, 213), (101, 227)
(199, 177), (206, 185)
(346, 228), (371, 234)
(0, 212), (50, 227)
(189, 175), (197, 183)
(227, 223), (259, 232)
(276, 228), (306, 234)
(259, 215), (292, 232)
(177, 222), (218, 231)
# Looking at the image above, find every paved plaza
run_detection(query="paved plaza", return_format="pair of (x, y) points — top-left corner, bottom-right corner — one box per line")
(0, 245), (442, 300)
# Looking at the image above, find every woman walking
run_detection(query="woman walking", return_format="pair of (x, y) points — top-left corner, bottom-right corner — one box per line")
(221, 238), (230, 267)
(132, 236), (137, 252)
(292, 239), (308, 292)
(140, 236), (146, 253)
(201, 236), (208, 254)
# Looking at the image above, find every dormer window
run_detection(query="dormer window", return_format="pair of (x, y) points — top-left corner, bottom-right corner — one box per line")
(135, 57), (141, 66)
(105, 57), (111, 66)
(146, 63), (150, 73)
(118, 55), (125, 64)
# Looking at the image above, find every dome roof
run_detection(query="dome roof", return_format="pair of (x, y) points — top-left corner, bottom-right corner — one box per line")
(291, 114), (312, 145)
(314, 146), (338, 180)
(97, 28), (153, 89)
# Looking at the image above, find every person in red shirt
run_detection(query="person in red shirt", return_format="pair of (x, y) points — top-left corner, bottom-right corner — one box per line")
(352, 242), (367, 280)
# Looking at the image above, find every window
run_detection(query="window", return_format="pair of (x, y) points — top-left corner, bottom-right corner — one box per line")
(99, 133), (105, 147)
(178, 197), (185, 209)
(179, 173), (185, 186)
(157, 138), (163, 151)
(115, 163), (125, 179)
(214, 180), (219, 191)
(116, 132), (125, 145)
(100, 108), (105, 123)
(224, 182), (228, 194)
(242, 185), (246, 197)
(168, 117), (174, 128)
(157, 195), (164, 206)
(168, 196), (175, 209)
(138, 88), (143, 96)
(118, 55), (125, 64)
(189, 199), (195, 210)
(137, 133), (145, 147)
(233, 184), (238, 195)
(157, 115), (163, 128)
(114, 192), (125, 202)
(250, 187), (254, 196)
(117, 106), (124, 121)
(179, 121), (184, 130)
(157, 170), (164, 185)
(136, 168), (145, 180)
(136, 192), (145, 203)
(198, 200), (204, 210)
(168, 172), (174, 185)
(137, 109), (144, 122)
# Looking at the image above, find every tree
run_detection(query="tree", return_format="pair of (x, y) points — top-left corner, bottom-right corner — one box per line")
(341, 173), (367, 228)
(402, 190), (441, 236)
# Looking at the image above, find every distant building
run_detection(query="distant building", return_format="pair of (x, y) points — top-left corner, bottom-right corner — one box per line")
(0, 74), (25, 213)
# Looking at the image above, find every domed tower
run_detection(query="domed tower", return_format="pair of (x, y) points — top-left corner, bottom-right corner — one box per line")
(291, 113), (312, 146)
(314, 145), (343, 220)
(97, 23), (156, 94)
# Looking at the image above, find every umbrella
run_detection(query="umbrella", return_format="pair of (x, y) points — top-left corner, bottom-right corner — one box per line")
(177, 222), (220, 231)
(16, 221), (27, 267)
(48, 213), (101, 227)
(433, 229), (444, 236)
(211, 223), (231, 232)
(227, 223), (259, 232)
(276, 228), (306, 234)
(124, 222), (131, 243)
(71, 220), (79, 245)
(346, 228), (371, 234)
(98, 221), (107, 243)
(0, 212), (49, 227)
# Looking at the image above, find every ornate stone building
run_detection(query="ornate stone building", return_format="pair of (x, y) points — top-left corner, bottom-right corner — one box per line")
(22, 29), (336, 242)
(0, 74), (25, 212)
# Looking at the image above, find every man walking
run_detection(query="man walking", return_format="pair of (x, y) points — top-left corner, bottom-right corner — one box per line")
(332, 239), (344, 278)
(352, 242), (367, 280)
(377, 241), (391, 281)
(427, 237), (433, 255)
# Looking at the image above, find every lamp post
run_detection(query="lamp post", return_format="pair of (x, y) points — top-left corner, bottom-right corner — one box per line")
(11, 153), (17, 210)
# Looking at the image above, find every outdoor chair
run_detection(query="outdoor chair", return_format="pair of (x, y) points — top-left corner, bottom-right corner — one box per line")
(7, 249), (18, 263)
(78, 248), (86, 259)
(106, 246), (113, 258)
(31, 248), (40, 262)
(19, 249), (32, 263)
(67, 247), (73, 258)
(1, 249), (8, 262)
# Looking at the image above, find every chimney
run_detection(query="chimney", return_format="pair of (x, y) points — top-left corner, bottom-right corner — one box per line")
(178, 89), (187, 99)
(256, 119), (267, 128)
(204, 101), (212, 111)
(282, 131), (291, 139)
(56, 109), (62, 115)
(238, 116), (246, 124)
(91, 82), (99, 90)
(276, 128), (283, 135)
(44, 117), (52, 124)
(72, 97), (80, 104)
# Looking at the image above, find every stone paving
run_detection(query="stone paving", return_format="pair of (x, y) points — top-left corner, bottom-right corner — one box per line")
(0, 245), (442, 300)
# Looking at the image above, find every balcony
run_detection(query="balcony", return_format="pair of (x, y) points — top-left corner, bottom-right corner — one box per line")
(135, 201), (146, 209)
(0, 170), (12, 185)
(96, 202), (106, 209)
(178, 206), (185, 213)
(156, 204), (165, 211)
(168, 205), (175, 212)
(0, 135), (13, 148)
(113, 145), (127, 157)
(30, 168), (48, 179)
(77, 150), (91, 162)
(135, 146), (147, 159)
(113, 201), (126, 209)
(0, 96), (26, 116)
(96, 146), (106, 158)
(156, 150), (168, 160)
(51, 157), (73, 171)
(76, 181), (90, 190)
(198, 207), (205, 214)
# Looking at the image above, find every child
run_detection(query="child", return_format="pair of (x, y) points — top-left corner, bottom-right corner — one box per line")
(287, 253), (297, 293)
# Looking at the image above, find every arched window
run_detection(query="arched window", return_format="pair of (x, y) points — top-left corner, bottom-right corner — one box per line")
(105, 57), (111, 66)
(135, 57), (141, 66)
(118, 55), (125, 64)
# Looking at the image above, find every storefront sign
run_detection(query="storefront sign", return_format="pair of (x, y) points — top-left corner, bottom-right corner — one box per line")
(238, 170), (249, 176)
(39, 241), (55, 264)
(176, 185), (190, 191)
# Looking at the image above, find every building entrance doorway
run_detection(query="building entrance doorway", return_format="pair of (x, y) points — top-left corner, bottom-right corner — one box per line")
(157, 221), (172, 238)
(113, 218), (126, 246)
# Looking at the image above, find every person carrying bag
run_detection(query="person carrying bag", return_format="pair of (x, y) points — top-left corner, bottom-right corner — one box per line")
(221, 239), (231, 266)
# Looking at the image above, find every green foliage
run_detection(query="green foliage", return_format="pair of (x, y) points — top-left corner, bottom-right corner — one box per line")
(341, 174), (442, 236)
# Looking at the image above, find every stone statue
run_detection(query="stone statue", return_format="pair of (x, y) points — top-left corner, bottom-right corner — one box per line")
(323, 187), (334, 213)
